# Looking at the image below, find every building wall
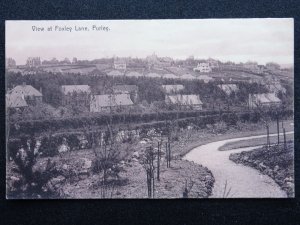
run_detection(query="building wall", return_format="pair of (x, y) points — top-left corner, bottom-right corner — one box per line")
(194, 63), (212, 73)
(61, 93), (90, 107)
(114, 63), (126, 70)
(24, 95), (42, 105)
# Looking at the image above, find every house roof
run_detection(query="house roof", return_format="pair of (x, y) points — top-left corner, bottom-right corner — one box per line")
(167, 95), (203, 105)
(113, 85), (138, 93)
(162, 85), (184, 93)
(252, 93), (281, 104)
(146, 72), (162, 78)
(162, 73), (179, 79)
(6, 93), (28, 108)
(8, 84), (42, 97)
(91, 94), (134, 108)
(61, 85), (91, 94)
(125, 71), (143, 77)
(218, 84), (239, 95)
(107, 70), (125, 76)
(197, 75), (213, 81)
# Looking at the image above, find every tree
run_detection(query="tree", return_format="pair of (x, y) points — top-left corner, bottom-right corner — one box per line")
(7, 136), (61, 199)
(142, 146), (156, 198)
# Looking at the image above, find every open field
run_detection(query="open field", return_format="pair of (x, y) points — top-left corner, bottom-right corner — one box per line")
(171, 120), (294, 158)
(219, 133), (294, 151)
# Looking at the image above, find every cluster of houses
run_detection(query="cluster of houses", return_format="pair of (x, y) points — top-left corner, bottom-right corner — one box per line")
(6, 80), (284, 112)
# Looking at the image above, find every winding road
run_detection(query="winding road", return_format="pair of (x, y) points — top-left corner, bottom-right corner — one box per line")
(183, 131), (294, 198)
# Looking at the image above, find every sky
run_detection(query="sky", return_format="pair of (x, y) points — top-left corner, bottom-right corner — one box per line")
(6, 19), (294, 66)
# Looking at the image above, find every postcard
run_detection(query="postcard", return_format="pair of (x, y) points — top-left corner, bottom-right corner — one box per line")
(5, 19), (294, 199)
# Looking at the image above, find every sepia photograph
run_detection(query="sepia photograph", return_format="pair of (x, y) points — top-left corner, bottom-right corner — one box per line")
(5, 19), (294, 199)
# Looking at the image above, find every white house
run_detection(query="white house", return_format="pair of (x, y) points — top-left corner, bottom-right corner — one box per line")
(193, 63), (212, 73)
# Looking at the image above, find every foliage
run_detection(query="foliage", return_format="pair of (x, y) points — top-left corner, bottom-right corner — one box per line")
(7, 136), (61, 199)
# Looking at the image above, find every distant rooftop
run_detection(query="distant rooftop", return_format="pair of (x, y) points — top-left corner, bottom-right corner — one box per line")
(8, 84), (42, 97)
(61, 85), (91, 94)
(167, 94), (203, 105)
(113, 85), (138, 93)
(91, 94), (134, 108)
(162, 85), (184, 94)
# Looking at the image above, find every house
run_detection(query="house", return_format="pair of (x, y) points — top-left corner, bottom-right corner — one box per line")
(248, 93), (281, 108)
(165, 94), (203, 110)
(146, 53), (173, 69)
(26, 57), (41, 68)
(61, 85), (91, 107)
(107, 70), (125, 77)
(125, 71), (143, 77)
(114, 58), (127, 70)
(8, 83), (43, 105)
(218, 84), (239, 96)
(161, 85), (184, 94)
(90, 94), (134, 112)
(6, 93), (28, 109)
(112, 85), (139, 103)
(193, 63), (212, 73)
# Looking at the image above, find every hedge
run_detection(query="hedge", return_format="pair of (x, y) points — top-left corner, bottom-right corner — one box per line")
(9, 109), (293, 138)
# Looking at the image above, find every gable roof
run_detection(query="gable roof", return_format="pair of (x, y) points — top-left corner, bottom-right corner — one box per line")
(61, 85), (91, 95)
(113, 85), (138, 93)
(8, 85), (42, 97)
(146, 72), (162, 78)
(106, 70), (125, 76)
(6, 93), (28, 108)
(125, 71), (143, 77)
(167, 95), (203, 105)
(91, 94), (134, 108)
(252, 93), (281, 104)
(162, 85), (184, 94)
(218, 84), (239, 95)
(162, 73), (179, 79)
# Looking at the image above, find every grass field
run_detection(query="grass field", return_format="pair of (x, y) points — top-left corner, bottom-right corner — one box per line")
(219, 133), (294, 151)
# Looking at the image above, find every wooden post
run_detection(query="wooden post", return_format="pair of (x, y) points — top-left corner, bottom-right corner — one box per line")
(283, 128), (287, 150)
(266, 124), (270, 149)
(168, 142), (171, 167)
(166, 142), (169, 168)
(157, 141), (160, 181)
(277, 116), (280, 145)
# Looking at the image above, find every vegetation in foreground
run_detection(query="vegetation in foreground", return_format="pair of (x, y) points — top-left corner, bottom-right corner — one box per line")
(229, 142), (294, 197)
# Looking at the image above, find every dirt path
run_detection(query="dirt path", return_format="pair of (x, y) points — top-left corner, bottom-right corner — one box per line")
(183, 131), (294, 198)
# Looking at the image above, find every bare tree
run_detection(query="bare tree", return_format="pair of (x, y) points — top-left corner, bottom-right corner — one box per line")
(142, 146), (156, 198)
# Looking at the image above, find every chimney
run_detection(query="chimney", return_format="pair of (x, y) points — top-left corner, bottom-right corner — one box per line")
(22, 82), (26, 87)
